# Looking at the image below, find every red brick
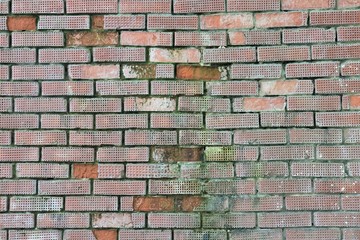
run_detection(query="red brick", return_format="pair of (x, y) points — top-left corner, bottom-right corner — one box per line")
(290, 128), (342, 143)
(98, 163), (125, 179)
(149, 180), (201, 194)
(316, 78), (360, 93)
(97, 147), (149, 162)
(259, 179), (312, 193)
(151, 81), (204, 95)
(0, 164), (11, 178)
(0, 97), (12, 112)
(345, 128), (360, 143)
(316, 112), (360, 127)
(120, 0), (171, 13)
(38, 15), (90, 29)
(177, 65), (223, 80)
(314, 179), (360, 193)
(283, 28), (335, 43)
(174, 0), (225, 13)
(0, 1), (8, 14)
(96, 114), (147, 129)
(70, 98), (122, 113)
(7, 16), (36, 31)
(338, 0), (360, 8)
(150, 48), (200, 63)
(9, 230), (62, 240)
(282, 0), (335, 9)
(65, 196), (118, 211)
(261, 145), (314, 160)
(178, 96), (231, 112)
(93, 47), (146, 62)
(148, 213), (200, 228)
(342, 196), (360, 210)
(41, 114), (93, 129)
(127, 163), (178, 178)
(286, 229), (341, 240)
(0, 33), (8, 47)
(180, 162), (233, 179)
(234, 129), (286, 145)
(258, 46), (310, 62)
(0, 180), (36, 194)
(0, 147), (39, 162)
(344, 229), (360, 240)
(310, 10), (360, 25)
(317, 145), (360, 160)
(66, 31), (118, 46)
(200, 13), (253, 29)
(285, 62), (339, 78)
(292, 162), (344, 177)
(15, 98), (66, 113)
(93, 230), (118, 240)
(37, 213), (89, 228)
(93, 212), (145, 228)
(175, 31), (227, 46)
(133, 197), (174, 211)
(348, 162), (360, 176)
(179, 130), (231, 145)
(261, 112), (314, 127)
(69, 64), (119, 79)
(94, 180), (146, 195)
(231, 195), (283, 211)
(16, 163), (69, 178)
(230, 230), (282, 240)
(97, 81), (148, 96)
(236, 162), (288, 177)
(203, 47), (256, 63)
(151, 113), (203, 129)
(38, 180), (91, 195)
(12, 65), (64, 80)
(15, 130), (66, 145)
(255, 12), (308, 28)
(235, 97), (285, 112)
(123, 64), (174, 79)
(207, 81), (258, 96)
(0, 49), (36, 63)
(42, 81), (94, 96)
(204, 146), (258, 162)
(119, 229), (172, 240)
(227, 0), (280, 11)
(104, 15), (145, 29)
(229, 30), (281, 45)
(203, 213), (255, 228)
(0, 114), (38, 129)
(259, 212), (312, 228)
(42, 147), (94, 162)
(39, 48), (90, 63)
(69, 131), (121, 146)
(10, 196), (63, 212)
(12, 0), (64, 13)
(147, 15), (198, 30)
(0, 213), (34, 228)
(204, 179), (255, 194)
(312, 44), (360, 59)
(66, 0), (117, 13)
(337, 26), (360, 41)
(206, 113), (259, 129)
(0, 65), (9, 80)
(121, 31), (172, 46)
(260, 80), (314, 95)
(314, 212), (360, 226)
(287, 95), (341, 111)
(12, 32), (63, 47)
(124, 97), (175, 112)
(341, 61), (360, 76)
(125, 130), (177, 145)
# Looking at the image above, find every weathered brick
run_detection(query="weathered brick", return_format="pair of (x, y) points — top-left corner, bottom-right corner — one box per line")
(282, 0), (335, 9)
(258, 212), (312, 227)
(66, 32), (118, 46)
(286, 229), (341, 240)
(258, 46), (311, 62)
(120, 0), (171, 13)
(42, 81), (94, 96)
(39, 48), (90, 63)
(147, 15), (198, 30)
(93, 47), (146, 62)
(66, 0), (118, 13)
(180, 162), (234, 179)
(38, 15), (90, 29)
(123, 64), (174, 79)
(204, 179), (256, 194)
(310, 10), (360, 25)
(236, 162), (288, 177)
(150, 48), (201, 63)
(255, 12), (308, 28)
(203, 213), (255, 228)
(121, 31), (172, 46)
(234, 97), (286, 112)
(69, 64), (119, 79)
(124, 97), (175, 112)
(149, 180), (201, 194)
(104, 15), (145, 29)
(12, 0), (64, 13)
(133, 197), (174, 211)
(200, 13), (254, 29)
(96, 114), (147, 129)
(175, 31), (227, 46)
(152, 147), (203, 163)
(260, 80), (314, 95)
(7, 16), (36, 31)
(229, 30), (281, 45)
(94, 180), (146, 195)
(205, 146), (258, 162)
(283, 28), (335, 43)
(177, 65), (223, 80)
(37, 213), (89, 228)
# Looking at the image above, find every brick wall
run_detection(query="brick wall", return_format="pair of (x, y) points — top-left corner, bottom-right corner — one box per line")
(1, 0), (360, 239)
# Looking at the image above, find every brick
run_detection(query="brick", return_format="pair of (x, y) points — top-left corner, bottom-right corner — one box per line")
(12, 65), (64, 80)
(286, 62), (339, 78)
(151, 81), (203, 96)
(66, 0), (117, 13)
(260, 80), (313, 95)
(0, 114), (39, 129)
(16, 163), (69, 178)
(63, 229), (116, 240)
(310, 10), (360, 25)
(234, 129), (286, 145)
(0, 213), (34, 228)
(179, 130), (231, 145)
(38, 15), (90, 29)
(206, 113), (259, 129)
(175, 230), (226, 240)
(204, 146), (258, 162)
(96, 114), (147, 129)
(69, 64), (119, 79)
(10, 197), (63, 212)
(97, 81), (148, 96)
(282, 0), (335, 9)
(0, 1), (8, 14)
(228, 0), (279, 11)
(177, 65), (222, 80)
(230, 195), (283, 211)
(104, 15), (145, 29)
(178, 97), (231, 112)
(348, 162), (360, 176)
(124, 97), (175, 112)
(180, 162), (234, 179)
(283, 28), (335, 43)
(120, 229), (172, 240)
(0, 131), (10, 145)
(180, 196), (228, 212)
(12, 32), (63, 47)
(123, 64), (174, 79)
(258, 46), (310, 62)
(151, 113), (203, 129)
(290, 128), (342, 143)
(71, 98), (122, 113)
(147, 15), (198, 30)
(316, 112), (360, 126)
(287, 96), (341, 111)
(150, 48), (200, 63)
(41, 114), (93, 129)
(149, 180), (201, 194)
(314, 212), (360, 226)
(344, 229), (360, 240)
(125, 130), (177, 145)
(152, 147), (203, 163)
(259, 179), (312, 193)
(337, 26), (360, 41)
(121, 31), (172, 46)
(0, 33), (8, 47)
(0, 147), (39, 162)
(230, 230), (282, 240)
(133, 197), (174, 211)
(315, 78), (360, 93)
(229, 30), (281, 45)
(42, 81), (94, 96)
(314, 179), (360, 193)
(127, 163), (179, 178)
(15, 130), (66, 145)
(236, 162), (288, 177)
(341, 61), (360, 76)
(42, 147), (94, 162)
(98, 163), (124, 179)
(94, 180), (146, 195)
(235, 97), (286, 112)
(204, 179), (255, 194)
(148, 213), (200, 228)
(97, 147), (149, 162)
(175, 31), (227, 47)
(261, 145), (314, 160)
(317, 145), (360, 160)
(207, 81), (258, 96)
(9, 230), (62, 240)
(66, 32), (118, 46)
(120, 0), (171, 13)
(69, 131), (121, 146)
(174, 0), (225, 13)
(292, 163), (344, 177)
(259, 212), (312, 228)
(37, 213), (89, 228)
(200, 13), (253, 29)
(345, 128), (360, 143)
(93, 213), (145, 228)
(203, 213), (255, 228)
(286, 229), (341, 240)
(0, 97), (12, 112)
(312, 44), (360, 59)
(261, 112), (314, 127)
(0, 180), (36, 194)
(93, 47), (146, 62)
(12, 0), (64, 13)
(342, 196), (360, 210)
(0, 49), (36, 63)
(7, 16), (36, 31)
(231, 64), (281, 79)
(14, 98), (66, 113)
(0, 165), (10, 178)
(39, 48), (90, 63)
(256, 12), (307, 28)
(0, 65), (8, 79)
(38, 180), (91, 195)
(65, 196), (118, 211)
(203, 47), (256, 63)
(338, 0), (360, 8)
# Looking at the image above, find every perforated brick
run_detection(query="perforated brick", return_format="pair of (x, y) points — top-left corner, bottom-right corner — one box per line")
(150, 48), (201, 63)
(12, 0), (64, 13)
(126, 163), (179, 178)
(261, 112), (314, 127)
(69, 64), (119, 79)
(0, 98), (12, 112)
(258, 212), (312, 228)
(37, 213), (89, 228)
(0, 65), (9, 80)
(283, 0), (336, 9)
(70, 98), (121, 113)
(203, 213), (255, 228)
(120, 0), (170, 13)
(69, 131), (122, 146)
(342, 196), (360, 210)
(287, 96), (341, 111)
(149, 180), (201, 194)
(94, 180), (146, 195)
(234, 129), (286, 145)
(230, 230), (283, 240)
(234, 97), (286, 112)
(314, 212), (360, 227)
(42, 147), (94, 162)
(229, 30), (281, 45)
(148, 213), (200, 228)
(9, 230), (62, 240)
(344, 229), (360, 240)
(310, 10), (360, 25)
(125, 130), (177, 145)
(201, 13), (254, 29)
(12, 65), (64, 80)
(15, 130), (67, 145)
(338, 26), (360, 42)
(261, 145), (314, 160)
(341, 61), (360, 76)
(67, 0), (117, 13)
(258, 46), (311, 62)
(205, 179), (255, 194)
(206, 113), (259, 129)
(174, 0), (224, 13)
(175, 31), (225, 47)
(151, 113), (203, 129)
(42, 81), (94, 96)
(12, 32), (64, 47)
(0, 1), (8, 14)
(316, 112), (360, 127)
(286, 228), (341, 240)
(317, 145), (360, 160)
(180, 162), (234, 179)
(0, 147), (39, 162)
(39, 48), (90, 63)
(289, 128), (342, 143)
(345, 128), (360, 143)
(0, 213), (34, 228)
(286, 62), (339, 78)
(256, 12), (308, 28)
(207, 81), (258, 96)
(316, 78), (360, 93)
(0, 131), (10, 145)
(203, 47), (256, 63)
(236, 162), (288, 177)
(98, 164), (124, 178)
(16, 163), (69, 178)
(10, 196), (63, 212)
(258, 179), (312, 193)
(283, 28), (335, 43)
(230, 195), (283, 212)
(0, 48), (36, 63)
(227, 0), (280, 11)
(151, 81), (203, 95)
(93, 47), (146, 62)
(312, 44), (360, 59)
(179, 130), (232, 145)
(41, 114), (93, 129)
(119, 230), (171, 240)
(38, 15), (90, 29)
(291, 163), (345, 177)
(97, 147), (149, 162)
(65, 196), (117, 211)
(104, 15), (145, 29)
(0, 82), (39, 96)
(97, 81), (148, 96)
(147, 15), (198, 30)
(121, 31), (172, 46)
(38, 180), (90, 195)
(0, 164), (11, 178)
(0, 33), (8, 47)
(0, 114), (39, 129)
(315, 179), (360, 193)
(96, 114), (147, 129)
(178, 97), (231, 112)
